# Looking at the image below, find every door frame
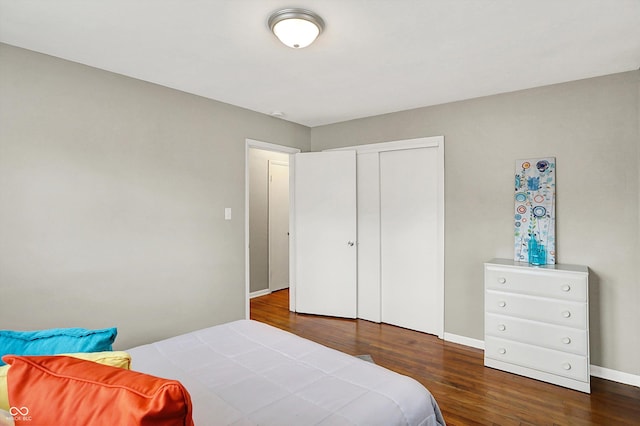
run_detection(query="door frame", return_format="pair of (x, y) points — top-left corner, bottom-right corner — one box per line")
(245, 139), (300, 319)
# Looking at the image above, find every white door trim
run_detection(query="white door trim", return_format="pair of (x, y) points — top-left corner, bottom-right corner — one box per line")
(325, 136), (442, 154)
(245, 139), (300, 319)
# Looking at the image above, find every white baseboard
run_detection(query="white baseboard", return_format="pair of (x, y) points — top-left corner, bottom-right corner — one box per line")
(443, 332), (485, 350)
(249, 289), (271, 299)
(590, 365), (640, 388)
(444, 333), (639, 388)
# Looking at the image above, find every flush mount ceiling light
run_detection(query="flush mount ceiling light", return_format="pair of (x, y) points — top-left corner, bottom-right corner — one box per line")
(268, 8), (325, 49)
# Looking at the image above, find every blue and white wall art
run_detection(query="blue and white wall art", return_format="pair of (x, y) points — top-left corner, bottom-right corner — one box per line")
(514, 157), (556, 265)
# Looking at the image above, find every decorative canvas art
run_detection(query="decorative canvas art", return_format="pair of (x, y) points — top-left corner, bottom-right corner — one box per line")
(514, 157), (556, 265)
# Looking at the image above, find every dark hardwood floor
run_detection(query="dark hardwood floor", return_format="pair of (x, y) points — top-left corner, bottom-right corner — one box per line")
(250, 289), (640, 426)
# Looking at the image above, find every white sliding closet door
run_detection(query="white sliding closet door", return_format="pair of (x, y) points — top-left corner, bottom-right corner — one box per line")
(380, 147), (440, 335)
(294, 151), (357, 318)
(356, 152), (381, 323)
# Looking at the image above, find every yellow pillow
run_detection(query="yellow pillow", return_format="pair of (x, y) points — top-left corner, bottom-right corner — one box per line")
(0, 351), (131, 410)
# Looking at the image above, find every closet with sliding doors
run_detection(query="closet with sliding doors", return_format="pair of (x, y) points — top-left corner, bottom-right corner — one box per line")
(292, 136), (444, 337)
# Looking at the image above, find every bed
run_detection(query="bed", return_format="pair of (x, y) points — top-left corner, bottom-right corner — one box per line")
(127, 319), (445, 425)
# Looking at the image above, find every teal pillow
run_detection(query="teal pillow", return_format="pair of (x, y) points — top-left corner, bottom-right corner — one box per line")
(0, 327), (117, 366)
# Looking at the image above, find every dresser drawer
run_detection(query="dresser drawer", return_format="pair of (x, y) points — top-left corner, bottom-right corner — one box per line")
(485, 336), (589, 382)
(485, 265), (587, 302)
(486, 290), (587, 328)
(485, 313), (588, 355)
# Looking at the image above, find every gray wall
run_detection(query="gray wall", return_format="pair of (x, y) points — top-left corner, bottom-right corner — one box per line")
(248, 148), (289, 293)
(0, 44), (310, 349)
(311, 71), (640, 376)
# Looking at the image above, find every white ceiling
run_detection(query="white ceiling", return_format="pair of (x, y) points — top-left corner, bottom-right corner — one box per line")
(1, 0), (639, 127)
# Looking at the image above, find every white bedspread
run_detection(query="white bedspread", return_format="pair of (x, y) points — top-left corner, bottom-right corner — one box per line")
(127, 320), (445, 426)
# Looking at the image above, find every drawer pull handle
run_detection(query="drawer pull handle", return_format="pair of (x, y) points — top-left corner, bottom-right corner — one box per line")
(498, 301), (506, 308)
(498, 324), (506, 331)
(498, 348), (506, 355)
(562, 311), (571, 318)
(562, 363), (572, 370)
(561, 337), (572, 344)
(561, 284), (571, 292)
(498, 277), (506, 284)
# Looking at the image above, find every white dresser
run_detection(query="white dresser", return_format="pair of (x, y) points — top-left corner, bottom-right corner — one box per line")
(484, 259), (590, 393)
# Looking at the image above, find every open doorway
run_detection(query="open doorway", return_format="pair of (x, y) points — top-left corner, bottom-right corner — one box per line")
(245, 139), (300, 318)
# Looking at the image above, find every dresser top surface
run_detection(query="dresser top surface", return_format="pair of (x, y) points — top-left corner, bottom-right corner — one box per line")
(486, 258), (588, 273)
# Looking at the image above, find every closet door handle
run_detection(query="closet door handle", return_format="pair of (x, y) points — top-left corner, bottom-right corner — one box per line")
(562, 311), (571, 318)
(347, 241), (355, 247)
